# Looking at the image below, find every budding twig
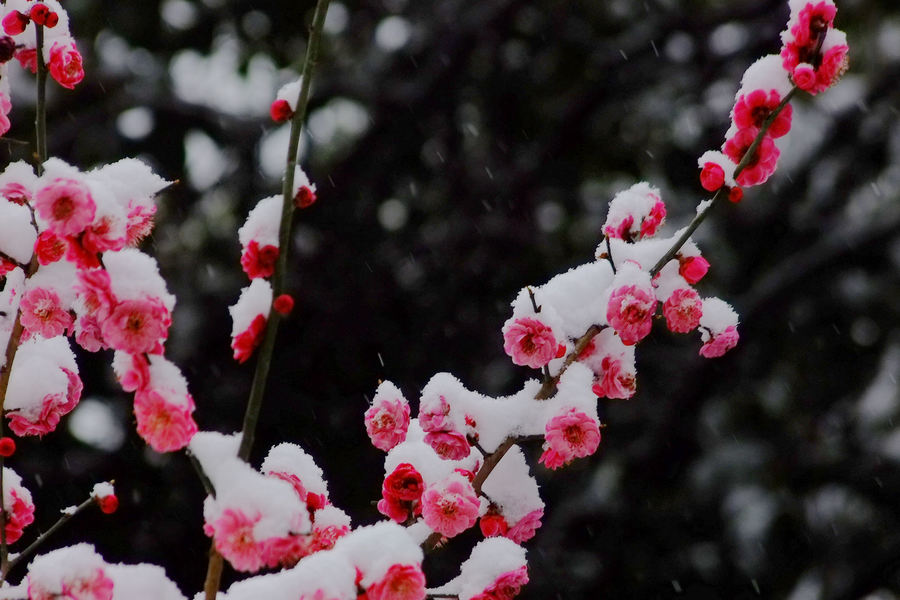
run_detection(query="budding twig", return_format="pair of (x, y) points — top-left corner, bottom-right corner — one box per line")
(203, 1), (333, 598)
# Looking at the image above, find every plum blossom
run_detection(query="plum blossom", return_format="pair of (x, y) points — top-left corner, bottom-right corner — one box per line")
(100, 297), (170, 354)
(539, 408), (601, 470)
(662, 288), (703, 333)
(47, 38), (84, 89)
(606, 272), (657, 346)
(733, 89), (792, 137)
(364, 381), (411, 451)
(26, 544), (114, 600)
(132, 357), (198, 452)
(19, 287), (72, 338)
(424, 430), (471, 461)
(501, 316), (561, 369)
(421, 473), (481, 538)
(505, 508), (543, 544)
(204, 508), (267, 573)
(2, 468), (34, 544)
(603, 182), (666, 242)
(723, 126), (780, 187)
(34, 177), (95, 236)
(366, 564), (427, 600)
(378, 463), (424, 523)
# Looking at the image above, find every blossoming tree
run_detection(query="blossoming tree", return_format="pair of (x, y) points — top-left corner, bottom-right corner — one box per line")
(0, 0), (856, 598)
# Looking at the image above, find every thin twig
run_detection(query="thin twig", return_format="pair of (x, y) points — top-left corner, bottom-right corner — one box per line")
(203, 2), (332, 598)
(2, 496), (95, 580)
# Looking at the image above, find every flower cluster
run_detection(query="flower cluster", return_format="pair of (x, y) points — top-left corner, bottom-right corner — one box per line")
(0, 157), (199, 449)
(698, 0), (847, 193)
(0, 0), (84, 135)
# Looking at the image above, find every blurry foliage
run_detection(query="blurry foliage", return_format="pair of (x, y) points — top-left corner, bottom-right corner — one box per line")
(2, 0), (899, 598)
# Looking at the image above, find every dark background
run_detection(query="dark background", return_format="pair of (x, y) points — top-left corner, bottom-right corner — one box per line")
(2, 0), (899, 598)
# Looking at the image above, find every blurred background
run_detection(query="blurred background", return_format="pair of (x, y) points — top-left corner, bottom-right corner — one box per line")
(2, 0), (899, 597)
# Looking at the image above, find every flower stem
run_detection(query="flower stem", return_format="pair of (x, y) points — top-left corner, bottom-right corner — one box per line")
(236, 0), (332, 463)
(203, 2), (332, 597)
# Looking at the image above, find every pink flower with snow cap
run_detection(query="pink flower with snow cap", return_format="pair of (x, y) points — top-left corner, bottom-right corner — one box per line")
(505, 508), (543, 544)
(134, 388), (198, 452)
(26, 545), (114, 600)
(421, 473), (480, 538)
(698, 297), (740, 358)
(425, 430), (471, 461)
(205, 508), (267, 573)
(48, 39), (85, 90)
(591, 356), (636, 400)
(603, 182), (666, 242)
(502, 316), (561, 369)
(539, 408), (601, 470)
(240, 240), (279, 280)
(606, 274), (657, 346)
(2, 468), (34, 544)
(663, 288), (703, 334)
(34, 178), (95, 237)
(471, 565), (529, 600)
(364, 382), (410, 451)
(366, 563), (427, 600)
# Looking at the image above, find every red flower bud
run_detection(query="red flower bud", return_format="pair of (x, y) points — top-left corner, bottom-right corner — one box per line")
(273, 294), (294, 315)
(97, 494), (119, 514)
(700, 162), (725, 192)
(294, 185), (317, 209)
(728, 186), (744, 203)
(29, 4), (50, 26)
(2, 11), (29, 36)
(269, 99), (293, 123)
(0, 437), (16, 457)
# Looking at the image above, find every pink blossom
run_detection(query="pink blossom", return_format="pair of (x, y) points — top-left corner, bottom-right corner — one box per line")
(115, 353), (150, 392)
(418, 394), (450, 432)
(101, 298), (170, 354)
(7, 369), (82, 437)
(125, 204), (156, 246)
(262, 533), (311, 569)
(19, 287), (73, 338)
(663, 288), (702, 333)
(133, 389), (198, 452)
(309, 521), (350, 553)
(29, 568), (114, 600)
(639, 200), (666, 238)
(364, 395), (410, 451)
(366, 564), (427, 600)
(606, 283), (657, 346)
(472, 566), (529, 600)
(733, 90), (792, 138)
(232, 313), (267, 363)
(421, 475), (480, 538)
(241, 240), (279, 280)
(15, 47), (36, 73)
(723, 127), (779, 187)
(75, 268), (115, 319)
(4, 488), (35, 544)
(34, 178), (96, 237)
(699, 325), (740, 358)
(35, 230), (66, 265)
(591, 356), (635, 400)
(425, 430), (471, 461)
(678, 255), (709, 284)
(206, 508), (266, 572)
(502, 316), (560, 369)
(505, 508), (543, 544)
(75, 314), (106, 352)
(48, 40), (85, 89)
(1, 181), (32, 205)
(80, 217), (127, 255)
(539, 408), (601, 470)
